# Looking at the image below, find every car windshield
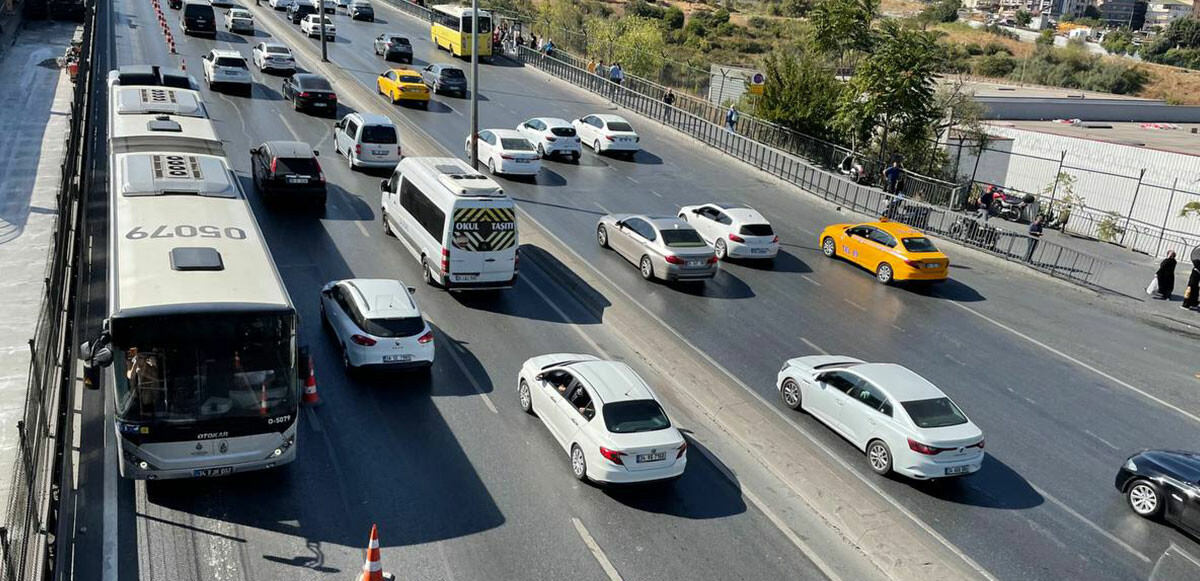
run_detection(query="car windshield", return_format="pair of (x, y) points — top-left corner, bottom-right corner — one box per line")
(902, 397), (969, 428)
(399, 75), (422, 83)
(214, 57), (247, 68)
(661, 229), (706, 248)
(500, 138), (534, 151)
(902, 237), (938, 253)
(361, 125), (397, 144)
(274, 157), (318, 176)
(604, 400), (671, 434)
(361, 316), (425, 338)
(740, 224), (774, 237)
(440, 68), (465, 78)
(266, 46), (290, 55)
(549, 126), (576, 137)
(606, 121), (634, 132)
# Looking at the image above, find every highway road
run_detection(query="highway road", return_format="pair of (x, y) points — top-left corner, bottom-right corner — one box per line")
(66, 0), (1200, 579)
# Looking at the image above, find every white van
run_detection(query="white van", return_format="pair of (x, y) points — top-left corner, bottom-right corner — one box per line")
(334, 112), (401, 170)
(380, 157), (518, 291)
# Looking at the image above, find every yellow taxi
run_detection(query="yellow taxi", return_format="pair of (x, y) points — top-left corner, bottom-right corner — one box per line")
(377, 68), (429, 107)
(818, 220), (949, 284)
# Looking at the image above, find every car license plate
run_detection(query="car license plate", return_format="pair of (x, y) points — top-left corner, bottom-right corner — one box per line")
(286, 176), (308, 184)
(945, 465), (971, 476)
(312, 102), (327, 107)
(383, 354), (413, 362)
(515, 159), (530, 163)
(637, 452), (666, 463)
(687, 260), (704, 267)
(371, 150), (387, 155)
(925, 262), (940, 269)
(193, 466), (234, 477)
(751, 248), (768, 254)
(454, 274), (478, 282)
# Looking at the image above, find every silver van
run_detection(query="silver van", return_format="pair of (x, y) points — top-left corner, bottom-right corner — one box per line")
(334, 113), (401, 170)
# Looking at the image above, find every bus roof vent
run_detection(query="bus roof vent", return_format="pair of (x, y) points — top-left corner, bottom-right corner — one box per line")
(146, 115), (183, 132)
(435, 168), (504, 197)
(170, 247), (224, 271)
(117, 87), (205, 118)
(120, 153), (239, 198)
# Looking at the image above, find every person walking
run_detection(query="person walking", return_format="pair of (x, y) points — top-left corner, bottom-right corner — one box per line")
(1025, 215), (1044, 263)
(882, 161), (903, 194)
(977, 186), (997, 223)
(662, 88), (675, 122)
(608, 62), (624, 98)
(725, 104), (739, 132)
(587, 58), (597, 75)
(1152, 250), (1177, 299)
(1182, 259), (1200, 310)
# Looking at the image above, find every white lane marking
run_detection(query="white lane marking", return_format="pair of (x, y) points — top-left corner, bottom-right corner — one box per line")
(594, 201), (611, 214)
(649, 190), (662, 198)
(800, 337), (828, 355)
(800, 274), (822, 286)
(1083, 429), (1119, 451)
(1028, 482), (1151, 564)
(624, 175), (639, 184)
(523, 278), (608, 356)
(355, 220), (370, 238)
(440, 337), (498, 414)
(949, 301), (1200, 426)
(944, 353), (966, 367)
(890, 324), (905, 333)
(842, 298), (866, 312)
(1021, 396), (1037, 405)
(571, 517), (624, 581)
(795, 226), (816, 237)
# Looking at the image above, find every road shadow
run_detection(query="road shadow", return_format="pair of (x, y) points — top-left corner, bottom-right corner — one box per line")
(217, 31), (250, 44)
(252, 83), (285, 101)
(484, 56), (524, 69)
(600, 436), (747, 520)
(727, 249), (811, 274)
(525, 167), (567, 187)
(422, 100), (457, 114)
(913, 454), (1044, 510)
(510, 196), (606, 217)
(454, 245), (609, 324)
(604, 149), (663, 166)
(572, 153), (610, 168)
(920, 278), (985, 303)
(324, 183), (376, 221)
(667, 270), (755, 300)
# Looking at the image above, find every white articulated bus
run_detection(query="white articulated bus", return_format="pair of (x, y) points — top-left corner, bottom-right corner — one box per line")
(81, 66), (302, 480)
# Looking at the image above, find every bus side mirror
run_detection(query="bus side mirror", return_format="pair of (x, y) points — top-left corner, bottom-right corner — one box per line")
(80, 338), (113, 391)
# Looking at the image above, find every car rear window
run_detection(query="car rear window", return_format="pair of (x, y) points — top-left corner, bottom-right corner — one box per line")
(549, 127), (576, 137)
(603, 400), (671, 434)
(902, 237), (938, 253)
(215, 57), (247, 68)
(231, 10), (251, 18)
(184, 4), (214, 18)
(399, 75), (422, 83)
(740, 224), (774, 237)
(902, 398), (968, 428)
(361, 125), (397, 144)
(266, 46), (291, 55)
(661, 229), (706, 248)
(361, 316), (425, 338)
(273, 157), (318, 176)
(440, 68), (465, 78)
(606, 121), (634, 132)
(500, 138), (534, 151)
(389, 37), (410, 45)
(300, 77), (333, 91)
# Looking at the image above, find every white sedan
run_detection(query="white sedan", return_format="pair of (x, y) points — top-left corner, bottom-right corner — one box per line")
(573, 114), (640, 156)
(300, 15), (335, 40)
(516, 117), (582, 161)
(777, 356), (985, 480)
(678, 203), (779, 261)
(251, 42), (296, 73)
(518, 354), (687, 484)
(320, 278), (434, 373)
(466, 129), (541, 176)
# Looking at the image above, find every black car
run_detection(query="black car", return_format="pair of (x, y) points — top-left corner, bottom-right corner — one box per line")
(373, 33), (412, 64)
(421, 64), (467, 97)
(287, 1), (318, 24)
(282, 74), (338, 116)
(168, 0), (182, 8)
(1115, 450), (1200, 537)
(181, 1), (217, 38)
(250, 141), (326, 210)
(349, 0), (374, 21)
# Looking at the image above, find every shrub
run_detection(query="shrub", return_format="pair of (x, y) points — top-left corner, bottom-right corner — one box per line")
(663, 6), (685, 29)
(964, 42), (984, 56)
(983, 41), (1011, 56)
(975, 53), (1016, 77)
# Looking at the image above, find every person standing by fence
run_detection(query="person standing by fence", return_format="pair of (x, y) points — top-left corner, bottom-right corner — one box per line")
(725, 104), (738, 133)
(609, 62), (624, 98)
(1182, 259), (1200, 310)
(587, 58), (596, 75)
(662, 88), (675, 122)
(883, 161), (903, 194)
(1025, 215), (1044, 263)
(1151, 250), (1177, 300)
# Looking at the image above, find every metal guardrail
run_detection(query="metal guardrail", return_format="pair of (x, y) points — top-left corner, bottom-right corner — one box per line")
(1, 6), (95, 581)
(517, 46), (1110, 287)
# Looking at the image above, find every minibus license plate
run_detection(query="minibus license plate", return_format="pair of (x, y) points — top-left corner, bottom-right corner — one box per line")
(194, 466), (234, 477)
(286, 176), (308, 184)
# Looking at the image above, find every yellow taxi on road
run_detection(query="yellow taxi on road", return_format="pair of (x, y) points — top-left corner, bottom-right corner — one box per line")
(377, 67), (429, 107)
(819, 220), (949, 284)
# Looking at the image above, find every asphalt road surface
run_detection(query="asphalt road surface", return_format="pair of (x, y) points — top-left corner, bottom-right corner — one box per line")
(66, 0), (1200, 579)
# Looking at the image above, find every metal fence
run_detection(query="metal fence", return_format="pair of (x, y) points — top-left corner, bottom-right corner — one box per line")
(517, 46), (1110, 287)
(1, 6), (95, 581)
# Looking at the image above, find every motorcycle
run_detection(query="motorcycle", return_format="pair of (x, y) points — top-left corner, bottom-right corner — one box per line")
(949, 215), (999, 250)
(837, 153), (867, 184)
(991, 192), (1036, 222)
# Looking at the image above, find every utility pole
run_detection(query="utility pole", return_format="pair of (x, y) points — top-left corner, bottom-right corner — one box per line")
(320, 2), (328, 62)
(468, 0), (480, 170)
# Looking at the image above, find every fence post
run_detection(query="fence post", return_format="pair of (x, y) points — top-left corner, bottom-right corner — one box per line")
(1156, 177), (1178, 258)
(1046, 150), (1067, 209)
(1120, 168), (1147, 247)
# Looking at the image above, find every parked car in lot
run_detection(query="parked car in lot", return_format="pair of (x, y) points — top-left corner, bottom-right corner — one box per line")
(677, 203), (778, 261)
(574, 114), (640, 157)
(349, 0), (374, 20)
(819, 221), (949, 285)
(374, 33), (413, 63)
(320, 278), (435, 373)
(517, 354), (687, 484)
(420, 63), (467, 97)
(516, 117), (581, 161)
(1115, 450), (1200, 537)
(334, 112), (401, 171)
(281, 73), (338, 116)
(596, 214), (718, 282)
(250, 141), (326, 210)
(224, 8), (254, 34)
(777, 356), (985, 480)
(467, 129), (540, 177)
(377, 68), (429, 107)
(287, 0), (318, 24)
(201, 49), (251, 93)
(300, 14), (336, 40)
(252, 42), (296, 73)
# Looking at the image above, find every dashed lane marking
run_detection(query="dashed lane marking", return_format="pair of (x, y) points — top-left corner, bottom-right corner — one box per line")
(571, 517), (623, 581)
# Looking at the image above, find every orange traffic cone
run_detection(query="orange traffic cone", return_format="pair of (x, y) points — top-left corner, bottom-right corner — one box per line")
(302, 355), (320, 405)
(258, 383), (268, 416)
(356, 524), (393, 581)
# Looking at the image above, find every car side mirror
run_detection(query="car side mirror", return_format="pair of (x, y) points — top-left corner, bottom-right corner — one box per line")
(814, 372), (829, 384)
(379, 179), (390, 193)
(691, 208), (701, 215)
(312, 150), (319, 156)
(534, 373), (545, 381)
(80, 337), (114, 391)
(407, 286), (417, 294)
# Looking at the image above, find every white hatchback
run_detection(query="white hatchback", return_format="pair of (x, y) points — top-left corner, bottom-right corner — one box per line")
(517, 354), (687, 484)
(516, 117), (582, 161)
(320, 279), (434, 373)
(678, 203), (779, 261)
(777, 356), (985, 480)
(466, 129), (541, 176)
(201, 49), (251, 91)
(573, 114), (640, 156)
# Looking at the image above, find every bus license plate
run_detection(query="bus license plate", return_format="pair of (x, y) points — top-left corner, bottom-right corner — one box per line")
(194, 466), (234, 477)
(945, 465), (971, 476)
(637, 452), (666, 463)
(383, 354), (413, 362)
(454, 274), (478, 282)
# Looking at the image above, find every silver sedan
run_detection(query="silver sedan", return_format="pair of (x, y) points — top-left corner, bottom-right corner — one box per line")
(596, 214), (718, 282)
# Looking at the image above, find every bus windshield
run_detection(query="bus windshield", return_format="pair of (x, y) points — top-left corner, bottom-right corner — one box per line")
(111, 312), (297, 424)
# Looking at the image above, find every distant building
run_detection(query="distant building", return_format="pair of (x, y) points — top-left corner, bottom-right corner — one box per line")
(1144, 0), (1191, 28)
(1096, 0), (1148, 29)
(1052, 0), (1090, 18)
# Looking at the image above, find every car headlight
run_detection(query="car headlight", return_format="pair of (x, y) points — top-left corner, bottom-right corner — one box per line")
(1124, 458), (1137, 472)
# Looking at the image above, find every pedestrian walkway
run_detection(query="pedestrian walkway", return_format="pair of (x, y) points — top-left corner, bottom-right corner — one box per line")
(0, 21), (76, 510)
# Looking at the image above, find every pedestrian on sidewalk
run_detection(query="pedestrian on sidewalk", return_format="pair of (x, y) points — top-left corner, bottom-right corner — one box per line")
(608, 62), (624, 99)
(586, 58), (597, 75)
(883, 161), (903, 194)
(1151, 250), (1177, 299)
(725, 104), (739, 132)
(1025, 215), (1044, 263)
(1182, 259), (1200, 310)
(662, 88), (675, 121)
(977, 186), (997, 222)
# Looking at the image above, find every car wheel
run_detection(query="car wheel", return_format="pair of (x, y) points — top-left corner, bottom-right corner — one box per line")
(341, 345), (355, 372)
(714, 239), (728, 261)
(639, 255), (654, 280)
(390, 90), (399, 105)
(570, 444), (588, 481)
(593, 139), (601, 153)
(347, 150), (355, 171)
(596, 225), (609, 248)
(572, 152), (580, 162)
(1127, 480), (1164, 518)
(537, 143), (545, 157)
(382, 212), (394, 237)
(822, 237), (836, 258)
(876, 262), (894, 285)
(518, 379), (533, 414)
(867, 440), (892, 476)
(780, 378), (803, 410)
(423, 261), (441, 288)
(488, 158), (497, 174)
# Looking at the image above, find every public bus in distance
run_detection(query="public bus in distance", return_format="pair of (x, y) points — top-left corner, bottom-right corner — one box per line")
(80, 66), (302, 480)
(429, 4), (491, 59)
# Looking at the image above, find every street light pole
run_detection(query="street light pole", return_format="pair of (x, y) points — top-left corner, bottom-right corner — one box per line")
(468, 0), (480, 170)
(320, 2), (328, 62)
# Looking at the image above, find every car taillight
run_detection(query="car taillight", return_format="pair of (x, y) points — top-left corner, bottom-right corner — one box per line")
(664, 255), (685, 265)
(706, 255), (719, 264)
(315, 158), (325, 183)
(441, 248), (450, 275)
(605, 135), (615, 141)
(417, 330), (434, 344)
(545, 135), (556, 141)
(298, 91), (311, 98)
(968, 439), (985, 450)
(728, 233), (745, 243)
(514, 249), (519, 271)
(350, 334), (376, 346)
(330, 94), (337, 100)
(500, 154), (515, 160)
(676, 442), (687, 459)
(354, 144), (361, 155)
(397, 146), (403, 156)
(599, 446), (625, 465)
(772, 235), (779, 243)
(907, 438), (948, 455)
(269, 158), (277, 174)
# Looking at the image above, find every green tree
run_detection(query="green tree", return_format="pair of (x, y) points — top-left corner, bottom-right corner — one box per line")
(974, 53), (1016, 77)
(809, 0), (879, 64)
(663, 6), (685, 30)
(1037, 29), (1055, 47)
(918, 0), (961, 25)
(1015, 10), (1032, 27)
(586, 16), (667, 77)
(754, 50), (843, 138)
(1101, 29), (1136, 55)
(779, 0), (809, 16)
